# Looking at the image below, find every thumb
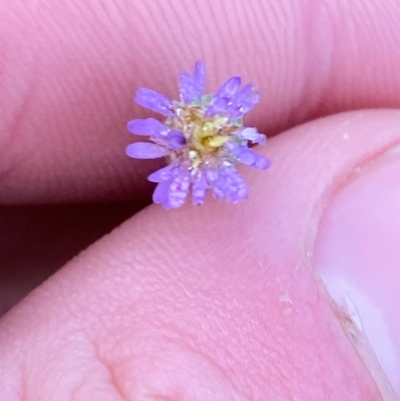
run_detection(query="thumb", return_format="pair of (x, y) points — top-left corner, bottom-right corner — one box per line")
(1, 110), (400, 400)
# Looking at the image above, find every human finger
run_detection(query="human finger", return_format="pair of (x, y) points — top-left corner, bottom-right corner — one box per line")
(2, 110), (400, 399)
(2, 0), (400, 203)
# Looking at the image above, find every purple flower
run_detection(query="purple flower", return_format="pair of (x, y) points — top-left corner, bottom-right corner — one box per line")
(126, 60), (270, 209)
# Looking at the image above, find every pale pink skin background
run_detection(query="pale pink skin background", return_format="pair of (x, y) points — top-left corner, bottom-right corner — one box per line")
(1, 0), (400, 399)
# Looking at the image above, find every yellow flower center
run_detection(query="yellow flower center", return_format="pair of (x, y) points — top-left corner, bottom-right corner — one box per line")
(166, 105), (237, 170)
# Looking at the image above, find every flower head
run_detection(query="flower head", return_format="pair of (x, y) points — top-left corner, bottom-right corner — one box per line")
(126, 60), (270, 209)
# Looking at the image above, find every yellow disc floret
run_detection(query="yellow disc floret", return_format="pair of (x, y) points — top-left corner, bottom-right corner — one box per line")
(166, 104), (239, 170)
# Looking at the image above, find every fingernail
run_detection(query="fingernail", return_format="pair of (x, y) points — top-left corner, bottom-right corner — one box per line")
(314, 149), (400, 396)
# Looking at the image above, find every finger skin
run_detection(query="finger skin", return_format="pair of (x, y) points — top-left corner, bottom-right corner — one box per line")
(1, 0), (400, 203)
(2, 110), (400, 399)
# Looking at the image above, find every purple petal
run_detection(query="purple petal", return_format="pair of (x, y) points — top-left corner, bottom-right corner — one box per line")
(153, 182), (170, 204)
(211, 97), (230, 111)
(235, 147), (271, 169)
(211, 182), (225, 200)
(249, 91), (261, 104)
(148, 165), (173, 183)
(253, 155), (271, 169)
(206, 168), (219, 182)
(239, 127), (259, 141)
(211, 168), (230, 200)
(226, 170), (248, 202)
(227, 84), (261, 118)
(179, 72), (195, 104)
(127, 118), (169, 138)
(135, 88), (173, 117)
(151, 165), (192, 209)
(192, 170), (208, 205)
(215, 76), (241, 98)
(167, 169), (190, 208)
(166, 130), (186, 150)
(236, 83), (253, 99)
(179, 60), (206, 105)
(236, 149), (256, 166)
(126, 142), (168, 159)
(205, 76), (242, 117)
(209, 166), (249, 203)
(204, 97), (231, 117)
(236, 93), (260, 115)
(234, 83), (255, 104)
(227, 142), (250, 158)
(193, 60), (206, 94)
(254, 133), (267, 145)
